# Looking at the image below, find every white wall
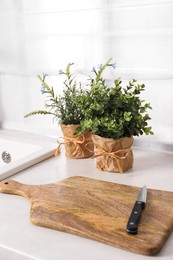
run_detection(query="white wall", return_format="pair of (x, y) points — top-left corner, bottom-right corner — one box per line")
(0, 0), (173, 143)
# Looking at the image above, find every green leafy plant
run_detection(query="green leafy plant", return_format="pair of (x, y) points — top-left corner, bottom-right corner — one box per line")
(24, 63), (85, 125)
(76, 59), (154, 139)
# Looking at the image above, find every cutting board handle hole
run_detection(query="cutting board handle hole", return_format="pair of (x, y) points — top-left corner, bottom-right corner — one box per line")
(4, 182), (8, 185)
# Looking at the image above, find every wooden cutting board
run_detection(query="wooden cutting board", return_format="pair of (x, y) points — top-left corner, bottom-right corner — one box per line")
(0, 176), (173, 256)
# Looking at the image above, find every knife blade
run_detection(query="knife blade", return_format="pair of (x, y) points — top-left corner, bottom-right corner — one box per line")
(126, 185), (147, 234)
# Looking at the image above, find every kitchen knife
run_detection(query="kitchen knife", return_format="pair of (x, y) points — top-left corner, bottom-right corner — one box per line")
(126, 185), (147, 234)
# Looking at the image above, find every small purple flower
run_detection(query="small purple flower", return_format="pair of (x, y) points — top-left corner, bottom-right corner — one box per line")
(112, 63), (116, 70)
(97, 63), (103, 69)
(41, 86), (46, 94)
(43, 73), (48, 80)
(58, 69), (65, 75)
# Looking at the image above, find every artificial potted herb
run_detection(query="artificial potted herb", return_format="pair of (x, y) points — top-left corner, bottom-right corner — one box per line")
(76, 58), (154, 173)
(24, 63), (94, 159)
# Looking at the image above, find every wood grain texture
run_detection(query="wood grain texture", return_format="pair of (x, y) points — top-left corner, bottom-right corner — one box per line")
(0, 176), (173, 255)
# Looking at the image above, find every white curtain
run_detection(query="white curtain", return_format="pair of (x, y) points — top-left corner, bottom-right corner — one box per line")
(1, 0), (172, 77)
(0, 0), (106, 75)
(0, 0), (173, 142)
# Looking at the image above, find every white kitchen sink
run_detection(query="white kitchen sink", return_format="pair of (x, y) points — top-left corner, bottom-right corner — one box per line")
(0, 129), (57, 180)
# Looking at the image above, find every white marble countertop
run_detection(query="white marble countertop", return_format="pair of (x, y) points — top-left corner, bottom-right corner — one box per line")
(0, 143), (173, 260)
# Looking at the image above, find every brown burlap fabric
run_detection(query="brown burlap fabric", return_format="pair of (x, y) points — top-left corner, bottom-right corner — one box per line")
(91, 134), (134, 173)
(56, 124), (94, 159)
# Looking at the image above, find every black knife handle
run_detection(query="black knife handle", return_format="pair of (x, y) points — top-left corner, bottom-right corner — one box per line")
(126, 201), (143, 234)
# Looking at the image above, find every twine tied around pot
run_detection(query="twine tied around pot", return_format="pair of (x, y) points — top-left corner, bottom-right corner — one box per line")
(91, 144), (131, 173)
(55, 134), (86, 157)
(55, 124), (94, 158)
(91, 134), (133, 173)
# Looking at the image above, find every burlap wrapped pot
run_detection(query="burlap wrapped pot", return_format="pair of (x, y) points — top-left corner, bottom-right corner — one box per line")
(91, 134), (133, 173)
(56, 124), (94, 159)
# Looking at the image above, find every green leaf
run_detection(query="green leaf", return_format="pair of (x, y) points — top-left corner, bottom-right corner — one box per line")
(124, 112), (132, 122)
(24, 110), (53, 118)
